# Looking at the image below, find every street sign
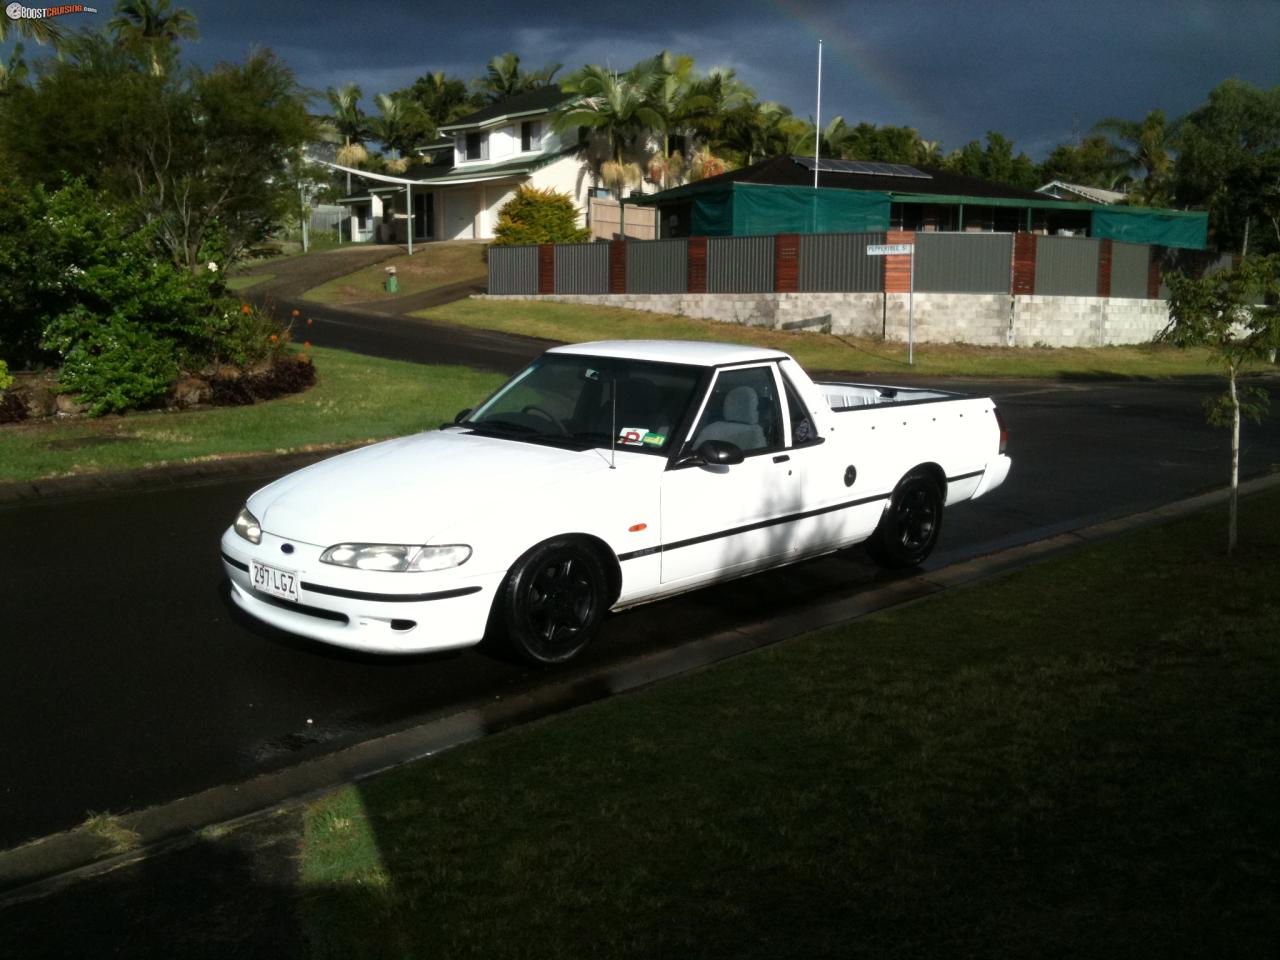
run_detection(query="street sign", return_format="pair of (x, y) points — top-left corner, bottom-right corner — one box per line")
(866, 243), (913, 256)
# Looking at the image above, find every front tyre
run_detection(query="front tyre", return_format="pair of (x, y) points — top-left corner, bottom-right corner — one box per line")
(499, 539), (609, 665)
(865, 471), (944, 568)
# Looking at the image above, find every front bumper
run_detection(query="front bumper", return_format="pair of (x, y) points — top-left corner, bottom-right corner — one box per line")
(220, 527), (502, 654)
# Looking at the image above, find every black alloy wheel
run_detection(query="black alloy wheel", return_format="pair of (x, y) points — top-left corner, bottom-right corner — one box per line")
(500, 539), (609, 665)
(865, 471), (944, 569)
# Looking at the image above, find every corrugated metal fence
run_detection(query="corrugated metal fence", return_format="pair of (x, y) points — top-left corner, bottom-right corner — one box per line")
(1110, 242), (1151, 299)
(627, 239), (688, 294)
(707, 236), (775, 293)
(488, 233), (1162, 299)
(488, 246), (540, 295)
(1036, 236), (1101, 296)
(914, 233), (1014, 294)
(554, 242), (610, 294)
(798, 233), (885, 292)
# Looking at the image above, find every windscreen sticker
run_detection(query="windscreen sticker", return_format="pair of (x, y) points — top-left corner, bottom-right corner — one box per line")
(641, 432), (666, 447)
(618, 426), (648, 445)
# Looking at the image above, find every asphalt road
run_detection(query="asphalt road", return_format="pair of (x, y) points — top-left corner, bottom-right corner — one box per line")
(2, 305), (1278, 851)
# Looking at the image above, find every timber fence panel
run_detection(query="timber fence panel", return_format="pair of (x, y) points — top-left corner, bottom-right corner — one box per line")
(554, 242), (610, 294)
(707, 235), (775, 293)
(798, 232), (886, 292)
(1110, 242), (1151, 299)
(487, 245), (540, 295)
(627, 239), (689, 293)
(1035, 236), (1101, 297)
(914, 232), (1013, 293)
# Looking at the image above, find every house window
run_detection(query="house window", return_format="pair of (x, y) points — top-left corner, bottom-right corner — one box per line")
(521, 120), (541, 152)
(356, 206), (368, 230)
(465, 131), (487, 161)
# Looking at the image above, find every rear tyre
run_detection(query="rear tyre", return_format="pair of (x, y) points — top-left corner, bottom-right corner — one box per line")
(865, 471), (944, 569)
(499, 538), (609, 665)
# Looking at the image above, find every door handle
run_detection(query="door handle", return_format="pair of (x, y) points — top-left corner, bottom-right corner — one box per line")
(773, 454), (791, 464)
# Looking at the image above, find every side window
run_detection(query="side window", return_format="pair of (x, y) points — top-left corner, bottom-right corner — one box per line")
(782, 374), (820, 447)
(690, 367), (783, 454)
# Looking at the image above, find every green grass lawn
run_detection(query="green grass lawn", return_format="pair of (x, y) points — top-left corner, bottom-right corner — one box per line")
(299, 489), (1280, 959)
(303, 242), (488, 305)
(416, 298), (1231, 379)
(0, 347), (503, 483)
(224, 273), (275, 291)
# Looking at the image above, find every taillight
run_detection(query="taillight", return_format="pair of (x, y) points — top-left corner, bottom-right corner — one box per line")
(993, 406), (1008, 455)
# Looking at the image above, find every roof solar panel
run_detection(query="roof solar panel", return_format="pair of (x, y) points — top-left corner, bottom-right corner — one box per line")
(793, 156), (932, 179)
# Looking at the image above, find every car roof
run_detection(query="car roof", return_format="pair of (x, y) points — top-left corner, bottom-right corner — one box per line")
(547, 340), (790, 367)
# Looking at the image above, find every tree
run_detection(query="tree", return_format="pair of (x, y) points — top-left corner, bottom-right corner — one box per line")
(325, 82), (367, 192)
(491, 185), (589, 245)
(1040, 135), (1127, 189)
(402, 70), (479, 128)
(1161, 255), (1280, 554)
(0, 8), (61, 45)
(107, 0), (198, 76)
(0, 37), (316, 269)
(1094, 109), (1175, 205)
(945, 131), (1040, 190)
(1174, 79), (1280, 255)
(474, 52), (560, 103)
(368, 92), (432, 161)
(553, 62), (663, 196)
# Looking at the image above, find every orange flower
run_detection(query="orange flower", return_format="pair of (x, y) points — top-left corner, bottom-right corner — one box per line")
(291, 309), (300, 318)
(305, 317), (313, 326)
(303, 341), (311, 348)
(269, 335), (278, 342)
(240, 304), (252, 315)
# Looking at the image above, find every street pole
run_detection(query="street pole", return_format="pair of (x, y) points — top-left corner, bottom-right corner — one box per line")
(407, 182), (413, 256)
(908, 243), (915, 365)
(813, 39), (823, 189)
(299, 184), (309, 254)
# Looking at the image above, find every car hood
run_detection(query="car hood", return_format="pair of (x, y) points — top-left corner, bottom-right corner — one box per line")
(249, 430), (611, 547)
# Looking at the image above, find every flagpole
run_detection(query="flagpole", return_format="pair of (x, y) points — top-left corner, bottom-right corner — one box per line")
(814, 39), (823, 189)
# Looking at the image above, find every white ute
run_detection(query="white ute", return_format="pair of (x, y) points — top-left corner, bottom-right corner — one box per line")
(221, 340), (1011, 663)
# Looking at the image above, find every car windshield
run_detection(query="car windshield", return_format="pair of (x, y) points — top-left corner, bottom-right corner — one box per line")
(464, 354), (703, 454)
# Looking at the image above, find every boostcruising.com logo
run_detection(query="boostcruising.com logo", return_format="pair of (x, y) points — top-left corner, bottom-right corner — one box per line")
(5, 3), (98, 21)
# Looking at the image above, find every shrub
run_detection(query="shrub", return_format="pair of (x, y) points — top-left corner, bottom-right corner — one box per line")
(0, 359), (12, 392)
(209, 354), (315, 406)
(49, 316), (179, 416)
(491, 185), (591, 246)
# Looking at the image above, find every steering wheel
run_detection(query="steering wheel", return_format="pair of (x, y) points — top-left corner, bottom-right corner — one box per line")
(521, 404), (569, 434)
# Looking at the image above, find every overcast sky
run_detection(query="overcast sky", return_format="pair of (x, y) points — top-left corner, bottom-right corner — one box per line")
(13, 0), (1280, 158)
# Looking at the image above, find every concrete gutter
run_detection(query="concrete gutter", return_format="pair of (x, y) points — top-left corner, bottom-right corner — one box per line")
(3, 471), (1279, 905)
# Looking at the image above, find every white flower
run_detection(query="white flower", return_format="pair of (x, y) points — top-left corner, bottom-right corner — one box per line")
(207, 261), (219, 273)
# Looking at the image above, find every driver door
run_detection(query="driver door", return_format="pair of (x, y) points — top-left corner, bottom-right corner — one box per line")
(659, 364), (805, 585)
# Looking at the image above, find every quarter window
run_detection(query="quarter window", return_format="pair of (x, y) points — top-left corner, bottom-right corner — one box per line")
(782, 374), (820, 446)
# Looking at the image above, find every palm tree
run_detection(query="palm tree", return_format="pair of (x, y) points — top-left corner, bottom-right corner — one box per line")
(108, 0), (198, 76)
(0, 13), (60, 46)
(406, 70), (476, 127)
(553, 63), (663, 197)
(326, 83), (369, 192)
(368, 92), (432, 161)
(0, 44), (30, 96)
(474, 52), (561, 104)
(1094, 109), (1176, 205)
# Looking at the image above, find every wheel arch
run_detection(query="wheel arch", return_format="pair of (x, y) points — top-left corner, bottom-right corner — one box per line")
(904, 461), (947, 499)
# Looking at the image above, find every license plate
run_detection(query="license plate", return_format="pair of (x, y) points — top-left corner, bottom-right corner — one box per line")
(251, 560), (300, 603)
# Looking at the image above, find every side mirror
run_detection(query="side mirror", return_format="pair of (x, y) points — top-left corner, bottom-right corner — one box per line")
(699, 439), (745, 465)
(454, 408), (472, 424)
(676, 439), (745, 468)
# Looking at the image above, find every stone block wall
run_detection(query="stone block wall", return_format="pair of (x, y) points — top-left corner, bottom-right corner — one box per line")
(475, 292), (1171, 347)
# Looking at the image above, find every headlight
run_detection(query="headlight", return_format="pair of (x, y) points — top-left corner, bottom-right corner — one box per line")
(234, 507), (262, 544)
(320, 543), (472, 573)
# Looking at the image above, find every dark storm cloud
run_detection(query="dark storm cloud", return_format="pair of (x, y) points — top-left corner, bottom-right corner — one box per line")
(49, 0), (1280, 158)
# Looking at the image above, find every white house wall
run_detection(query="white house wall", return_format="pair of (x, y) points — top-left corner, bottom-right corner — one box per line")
(528, 155), (591, 227)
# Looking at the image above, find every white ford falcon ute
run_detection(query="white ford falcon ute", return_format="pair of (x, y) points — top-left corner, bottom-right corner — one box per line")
(221, 340), (1011, 664)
